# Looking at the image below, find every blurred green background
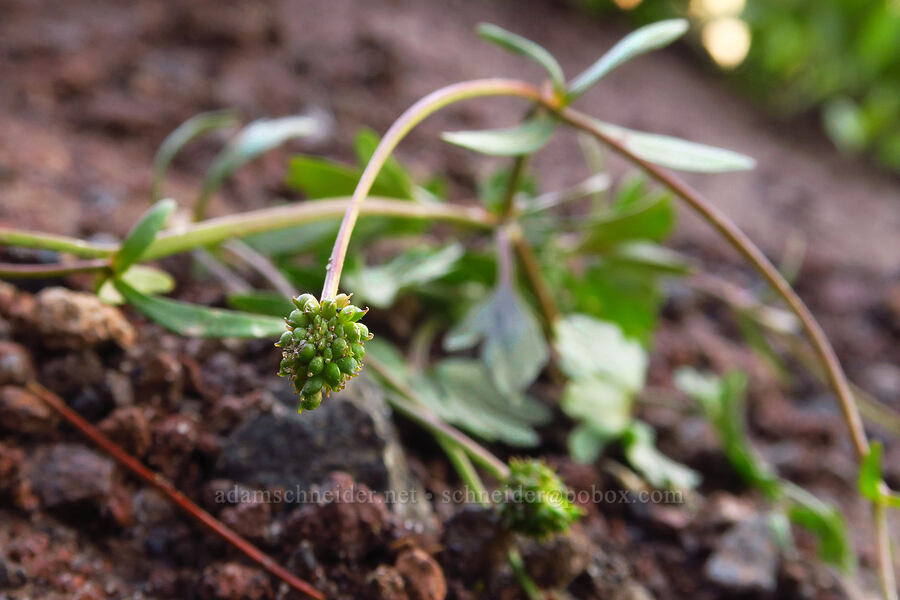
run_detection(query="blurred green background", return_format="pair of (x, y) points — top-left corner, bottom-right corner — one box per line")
(576, 0), (900, 170)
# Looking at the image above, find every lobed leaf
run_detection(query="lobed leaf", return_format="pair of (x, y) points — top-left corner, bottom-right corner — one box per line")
(477, 23), (566, 92)
(567, 19), (689, 100)
(553, 314), (647, 393)
(441, 113), (556, 157)
(346, 244), (464, 307)
(116, 280), (285, 338)
(113, 198), (177, 274)
(622, 421), (700, 490)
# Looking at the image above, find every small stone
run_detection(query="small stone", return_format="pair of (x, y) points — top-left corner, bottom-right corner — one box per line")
(26, 444), (115, 509)
(98, 407), (152, 457)
(368, 565), (409, 600)
(394, 546), (446, 600)
(441, 506), (508, 579)
(219, 498), (271, 541)
(518, 527), (591, 589)
(705, 515), (779, 593)
(200, 562), (273, 600)
(0, 386), (57, 435)
(34, 287), (135, 349)
(0, 342), (34, 385)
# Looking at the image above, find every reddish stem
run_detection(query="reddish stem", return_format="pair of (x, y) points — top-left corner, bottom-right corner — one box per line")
(27, 382), (324, 600)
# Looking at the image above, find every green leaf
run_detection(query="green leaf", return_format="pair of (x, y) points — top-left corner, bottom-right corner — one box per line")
(568, 423), (607, 464)
(553, 314), (647, 393)
(786, 487), (854, 571)
(152, 110), (238, 201)
(622, 421), (700, 490)
(203, 116), (322, 201)
(579, 192), (675, 251)
(226, 290), (295, 317)
(604, 242), (692, 275)
(113, 199), (177, 274)
(345, 244), (464, 307)
(285, 156), (410, 199)
(562, 377), (632, 438)
(567, 19), (689, 100)
(445, 283), (549, 395)
(441, 113), (556, 157)
(353, 128), (416, 199)
(432, 359), (551, 446)
(676, 368), (781, 498)
(477, 23), (566, 92)
(97, 265), (175, 305)
(115, 280), (285, 338)
(590, 120), (756, 172)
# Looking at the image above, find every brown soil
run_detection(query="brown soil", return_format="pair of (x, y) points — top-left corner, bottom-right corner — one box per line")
(0, 0), (898, 599)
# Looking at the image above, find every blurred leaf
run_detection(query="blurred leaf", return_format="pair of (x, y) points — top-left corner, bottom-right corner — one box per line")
(562, 377), (632, 439)
(568, 423), (607, 464)
(580, 191), (675, 251)
(432, 359), (551, 446)
(445, 283), (549, 395)
(113, 198), (177, 274)
(675, 368), (781, 498)
(592, 120), (756, 172)
(567, 19), (689, 100)
(858, 441), (883, 503)
(554, 314), (647, 393)
(477, 23), (566, 92)
(823, 97), (868, 154)
(622, 421), (700, 490)
(345, 243), (464, 307)
(442, 113), (557, 157)
(478, 166), (539, 214)
(116, 280), (285, 338)
(152, 110), (238, 201)
(786, 486), (854, 571)
(285, 156), (409, 199)
(97, 265), (175, 305)
(244, 219), (340, 257)
(353, 128), (416, 199)
(202, 116), (322, 202)
(604, 241), (691, 275)
(226, 290), (294, 317)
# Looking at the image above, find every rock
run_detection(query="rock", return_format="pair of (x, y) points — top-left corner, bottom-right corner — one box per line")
(221, 376), (431, 525)
(0, 342), (34, 385)
(441, 506), (508, 580)
(219, 498), (271, 541)
(285, 472), (391, 562)
(26, 444), (114, 509)
(40, 350), (105, 395)
(98, 406), (152, 458)
(0, 386), (57, 435)
(705, 515), (779, 593)
(33, 287), (135, 349)
(200, 562), (273, 600)
(518, 527), (591, 589)
(395, 545), (446, 600)
(367, 565), (409, 600)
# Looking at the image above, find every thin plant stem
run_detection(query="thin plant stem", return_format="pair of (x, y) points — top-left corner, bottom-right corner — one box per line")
(875, 497), (898, 600)
(0, 228), (115, 257)
(554, 107), (870, 460)
(0, 258), (110, 278)
(508, 223), (560, 327)
(27, 382), (324, 600)
(501, 155), (529, 219)
(367, 356), (509, 480)
(320, 79), (542, 300)
(508, 549), (545, 600)
(437, 437), (489, 503)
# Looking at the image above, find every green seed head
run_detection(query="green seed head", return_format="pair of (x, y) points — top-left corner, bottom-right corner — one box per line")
(498, 458), (583, 539)
(278, 291), (372, 412)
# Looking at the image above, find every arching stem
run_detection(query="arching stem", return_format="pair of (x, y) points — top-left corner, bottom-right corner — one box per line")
(319, 78), (542, 300)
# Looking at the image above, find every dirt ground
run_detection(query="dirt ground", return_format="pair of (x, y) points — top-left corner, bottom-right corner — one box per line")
(0, 0), (898, 598)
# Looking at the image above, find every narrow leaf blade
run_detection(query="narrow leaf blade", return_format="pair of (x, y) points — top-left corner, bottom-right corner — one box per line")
(568, 19), (689, 99)
(98, 265), (175, 305)
(442, 113), (556, 157)
(113, 198), (177, 274)
(593, 120), (756, 172)
(477, 23), (566, 92)
(116, 280), (285, 338)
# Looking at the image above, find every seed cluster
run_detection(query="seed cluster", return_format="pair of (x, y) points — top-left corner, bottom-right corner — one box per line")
(276, 293), (372, 412)
(499, 458), (583, 539)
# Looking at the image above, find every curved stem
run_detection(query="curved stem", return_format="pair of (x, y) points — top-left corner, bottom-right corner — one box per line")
(555, 106), (870, 461)
(320, 78), (542, 300)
